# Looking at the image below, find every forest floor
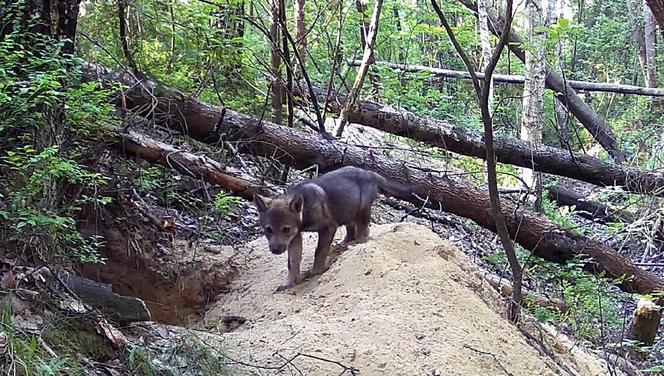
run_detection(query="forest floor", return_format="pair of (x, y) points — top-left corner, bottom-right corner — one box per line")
(3, 121), (652, 375)
(200, 222), (616, 375)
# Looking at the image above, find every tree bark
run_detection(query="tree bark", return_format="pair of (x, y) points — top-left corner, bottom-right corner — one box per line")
(80, 64), (664, 314)
(293, 0), (306, 66)
(354, 0), (382, 99)
(105, 126), (274, 200)
(477, 0), (494, 110)
(628, 0), (648, 80)
(347, 60), (664, 96)
(59, 271), (151, 324)
(626, 298), (661, 349)
(292, 85), (664, 197)
(1, 0), (82, 54)
(545, 185), (633, 224)
(644, 0), (658, 88)
(336, 0), (383, 137)
(432, 0), (523, 322)
(269, 0), (283, 125)
(521, 0), (548, 207)
(118, 0), (141, 78)
(459, 0), (626, 163)
(645, 0), (664, 39)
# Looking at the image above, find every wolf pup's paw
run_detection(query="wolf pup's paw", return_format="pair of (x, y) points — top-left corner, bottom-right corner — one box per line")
(275, 281), (295, 293)
(307, 265), (327, 277)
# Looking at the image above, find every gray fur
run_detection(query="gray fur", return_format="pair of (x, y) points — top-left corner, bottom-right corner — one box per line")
(254, 166), (414, 291)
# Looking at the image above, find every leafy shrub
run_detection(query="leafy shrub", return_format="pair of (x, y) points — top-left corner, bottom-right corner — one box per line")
(0, 26), (114, 264)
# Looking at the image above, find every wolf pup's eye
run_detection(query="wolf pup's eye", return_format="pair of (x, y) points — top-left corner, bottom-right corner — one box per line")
(281, 226), (291, 234)
(264, 226), (272, 234)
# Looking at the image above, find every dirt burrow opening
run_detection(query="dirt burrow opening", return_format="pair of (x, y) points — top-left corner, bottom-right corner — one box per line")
(77, 201), (239, 324)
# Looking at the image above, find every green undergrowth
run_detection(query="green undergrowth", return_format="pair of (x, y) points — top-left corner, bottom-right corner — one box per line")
(0, 297), (114, 375)
(126, 331), (235, 375)
(484, 249), (625, 343)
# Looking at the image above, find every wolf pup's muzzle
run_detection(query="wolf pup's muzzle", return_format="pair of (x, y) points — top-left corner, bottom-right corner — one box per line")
(269, 245), (287, 255)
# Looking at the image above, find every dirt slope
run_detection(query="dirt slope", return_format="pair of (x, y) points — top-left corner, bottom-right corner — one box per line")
(204, 223), (616, 375)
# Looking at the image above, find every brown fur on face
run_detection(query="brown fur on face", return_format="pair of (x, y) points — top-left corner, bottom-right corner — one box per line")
(254, 194), (303, 255)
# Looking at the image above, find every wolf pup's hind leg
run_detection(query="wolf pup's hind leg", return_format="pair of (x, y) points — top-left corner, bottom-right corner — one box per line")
(354, 208), (371, 243)
(276, 232), (303, 291)
(342, 223), (357, 244)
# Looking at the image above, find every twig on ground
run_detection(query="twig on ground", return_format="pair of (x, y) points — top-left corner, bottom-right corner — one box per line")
(462, 344), (515, 376)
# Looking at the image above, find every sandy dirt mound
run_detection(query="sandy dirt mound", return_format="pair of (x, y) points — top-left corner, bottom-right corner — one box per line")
(204, 223), (615, 375)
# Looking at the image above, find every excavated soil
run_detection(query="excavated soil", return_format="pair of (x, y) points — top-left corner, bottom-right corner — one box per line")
(204, 223), (617, 375)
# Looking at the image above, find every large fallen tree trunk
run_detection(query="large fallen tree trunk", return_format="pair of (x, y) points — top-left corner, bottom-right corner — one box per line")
(353, 60), (664, 97)
(294, 85), (664, 197)
(459, 0), (626, 163)
(81, 64), (664, 300)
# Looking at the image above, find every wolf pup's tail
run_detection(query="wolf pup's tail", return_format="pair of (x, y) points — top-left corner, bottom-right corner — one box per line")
(370, 171), (416, 200)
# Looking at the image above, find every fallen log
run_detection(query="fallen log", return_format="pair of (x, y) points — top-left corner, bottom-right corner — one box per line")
(81, 64), (664, 301)
(59, 272), (151, 324)
(295, 85), (664, 197)
(481, 273), (568, 313)
(353, 60), (664, 97)
(105, 126), (274, 200)
(459, 0), (626, 163)
(545, 185), (634, 224)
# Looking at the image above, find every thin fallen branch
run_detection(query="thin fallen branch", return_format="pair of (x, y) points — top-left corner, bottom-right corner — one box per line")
(352, 60), (664, 97)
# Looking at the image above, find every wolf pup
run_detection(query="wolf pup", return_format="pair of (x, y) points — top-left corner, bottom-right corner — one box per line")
(254, 166), (413, 291)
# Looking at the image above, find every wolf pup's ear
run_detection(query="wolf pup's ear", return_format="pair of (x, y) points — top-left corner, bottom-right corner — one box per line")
(289, 194), (303, 213)
(254, 194), (272, 212)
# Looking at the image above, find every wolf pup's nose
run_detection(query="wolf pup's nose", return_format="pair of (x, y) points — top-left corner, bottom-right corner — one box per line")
(270, 245), (286, 254)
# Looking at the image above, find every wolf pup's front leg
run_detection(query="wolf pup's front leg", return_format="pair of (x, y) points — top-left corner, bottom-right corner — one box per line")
(310, 226), (337, 276)
(277, 232), (303, 291)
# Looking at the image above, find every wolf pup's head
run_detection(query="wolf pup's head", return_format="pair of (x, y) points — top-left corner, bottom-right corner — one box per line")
(254, 194), (303, 255)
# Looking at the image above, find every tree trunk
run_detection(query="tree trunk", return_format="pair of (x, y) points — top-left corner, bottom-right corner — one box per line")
(459, 0), (626, 163)
(269, 0), (283, 125)
(59, 271), (151, 324)
(290, 85), (664, 197)
(82, 63), (664, 305)
(293, 0), (306, 66)
(1, 0), (82, 54)
(545, 185), (633, 224)
(477, 0), (494, 111)
(551, 0), (571, 148)
(336, 0), (383, 137)
(520, 0), (547, 207)
(355, 0), (382, 99)
(118, 0), (141, 77)
(645, 0), (664, 40)
(644, 0), (658, 88)
(626, 298), (661, 351)
(437, 0), (523, 322)
(628, 0), (648, 80)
